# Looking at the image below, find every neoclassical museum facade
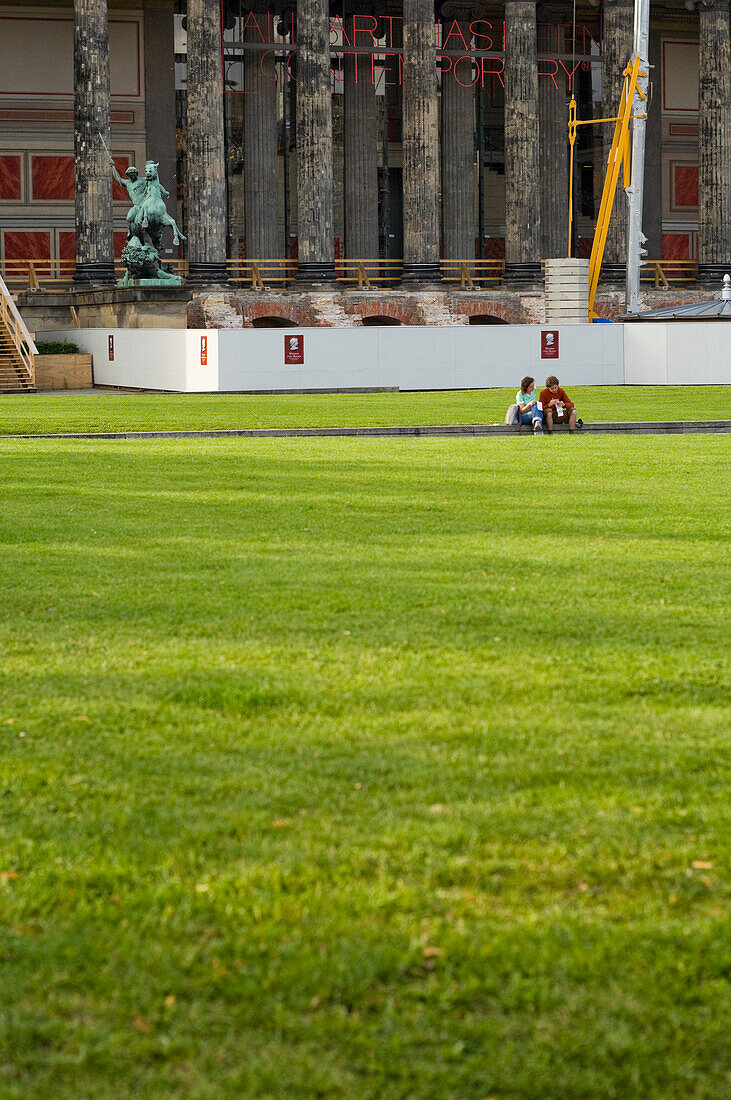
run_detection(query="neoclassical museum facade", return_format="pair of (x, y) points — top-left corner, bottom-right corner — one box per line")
(0, 0), (728, 287)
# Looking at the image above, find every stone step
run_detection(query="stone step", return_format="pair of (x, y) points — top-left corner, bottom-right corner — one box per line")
(9, 420), (731, 440)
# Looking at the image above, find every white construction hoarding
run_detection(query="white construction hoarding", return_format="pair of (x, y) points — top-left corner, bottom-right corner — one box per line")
(41, 321), (731, 392)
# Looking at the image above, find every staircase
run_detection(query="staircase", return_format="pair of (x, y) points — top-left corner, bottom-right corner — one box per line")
(0, 275), (35, 393)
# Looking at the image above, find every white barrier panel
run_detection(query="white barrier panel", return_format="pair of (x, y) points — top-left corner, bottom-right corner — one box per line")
(619, 321), (729, 385)
(42, 321), (731, 391)
(43, 328), (220, 392)
(217, 323), (624, 391)
(624, 321), (731, 385)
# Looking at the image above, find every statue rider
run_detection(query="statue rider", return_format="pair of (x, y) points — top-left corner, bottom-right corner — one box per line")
(108, 160), (148, 242)
(102, 140), (185, 284)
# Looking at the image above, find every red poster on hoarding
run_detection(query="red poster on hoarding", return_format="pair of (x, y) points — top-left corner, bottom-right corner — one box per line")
(284, 334), (304, 365)
(108, 335), (114, 361)
(201, 336), (207, 365)
(541, 330), (559, 359)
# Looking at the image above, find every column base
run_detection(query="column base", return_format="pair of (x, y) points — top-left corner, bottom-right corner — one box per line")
(696, 262), (731, 284)
(599, 262), (626, 283)
(74, 261), (117, 286)
(503, 262), (542, 285)
(401, 262), (443, 285)
(296, 261), (337, 286)
(187, 261), (229, 285)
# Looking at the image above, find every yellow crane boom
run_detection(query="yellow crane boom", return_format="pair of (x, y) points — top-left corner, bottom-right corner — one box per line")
(567, 55), (647, 320)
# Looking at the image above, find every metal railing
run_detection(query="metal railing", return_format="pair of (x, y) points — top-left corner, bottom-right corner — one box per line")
(639, 260), (697, 286)
(225, 259), (296, 288)
(0, 256), (701, 294)
(0, 273), (36, 387)
(335, 259), (403, 287)
(440, 260), (505, 287)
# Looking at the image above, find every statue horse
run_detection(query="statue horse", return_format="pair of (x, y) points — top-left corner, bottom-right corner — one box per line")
(136, 161), (186, 251)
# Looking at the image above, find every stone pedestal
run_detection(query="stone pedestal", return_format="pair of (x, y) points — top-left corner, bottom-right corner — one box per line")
(17, 287), (193, 331)
(544, 258), (589, 323)
(186, 0), (228, 283)
(402, 0), (441, 283)
(503, 0), (541, 283)
(697, 0), (731, 281)
(73, 0), (115, 284)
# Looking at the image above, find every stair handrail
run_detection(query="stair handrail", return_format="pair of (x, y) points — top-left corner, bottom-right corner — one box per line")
(0, 273), (36, 385)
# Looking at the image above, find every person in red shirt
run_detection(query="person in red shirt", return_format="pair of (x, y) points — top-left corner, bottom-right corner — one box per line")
(539, 375), (578, 433)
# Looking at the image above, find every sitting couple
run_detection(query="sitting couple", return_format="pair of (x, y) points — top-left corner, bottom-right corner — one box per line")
(511, 375), (579, 434)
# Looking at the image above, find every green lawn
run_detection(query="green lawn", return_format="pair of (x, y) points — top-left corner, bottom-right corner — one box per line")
(0, 384), (729, 436)
(1, 434), (729, 1098)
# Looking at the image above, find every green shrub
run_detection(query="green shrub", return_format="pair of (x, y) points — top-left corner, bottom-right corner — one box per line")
(35, 340), (80, 355)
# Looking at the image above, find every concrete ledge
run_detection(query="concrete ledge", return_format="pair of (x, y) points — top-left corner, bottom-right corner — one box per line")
(9, 420), (730, 441)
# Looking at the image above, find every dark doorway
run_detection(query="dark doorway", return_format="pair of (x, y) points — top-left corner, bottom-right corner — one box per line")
(251, 316), (293, 328)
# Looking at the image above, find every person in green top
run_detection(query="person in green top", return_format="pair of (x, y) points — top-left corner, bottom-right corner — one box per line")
(515, 376), (544, 433)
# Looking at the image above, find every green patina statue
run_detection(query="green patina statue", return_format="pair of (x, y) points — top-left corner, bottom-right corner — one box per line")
(105, 143), (186, 286)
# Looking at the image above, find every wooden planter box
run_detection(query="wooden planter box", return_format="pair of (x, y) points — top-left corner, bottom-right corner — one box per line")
(35, 353), (93, 390)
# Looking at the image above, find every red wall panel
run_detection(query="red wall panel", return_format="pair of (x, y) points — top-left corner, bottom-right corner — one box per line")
(3, 230), (51, 262)
(32, 155), (74, 200)
(0, 155), (21, 200)
(674, 165), (698, 208)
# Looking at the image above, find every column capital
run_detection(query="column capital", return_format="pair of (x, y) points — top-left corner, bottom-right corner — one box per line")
(438, 1), (483, 19)
(698, 0), (730, 11)
(536, 2), (573, 22)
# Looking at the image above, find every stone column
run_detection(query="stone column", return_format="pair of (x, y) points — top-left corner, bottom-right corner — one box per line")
(186, 0), (228, 283)
(697, 0), (731, 280)
(296, 0), (336, 282)
(73, 0), (115, 283)
(601, 0), (633, 279)
(244, 23), (280, 263)
(539, 14), (568, 259)
(504, 0), (541, 282)
(441, 20), (476, 261)
(343, 17), (379, 258)
(402, 0), (441, 282)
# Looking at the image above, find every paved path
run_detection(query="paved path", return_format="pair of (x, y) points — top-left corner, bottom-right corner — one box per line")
(8, 420), (731, 440)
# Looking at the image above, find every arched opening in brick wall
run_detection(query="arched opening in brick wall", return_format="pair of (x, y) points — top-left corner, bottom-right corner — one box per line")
(251, 316), (295, 328)
(468, 314), (509, 325)
(361, 315), (403, 326)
